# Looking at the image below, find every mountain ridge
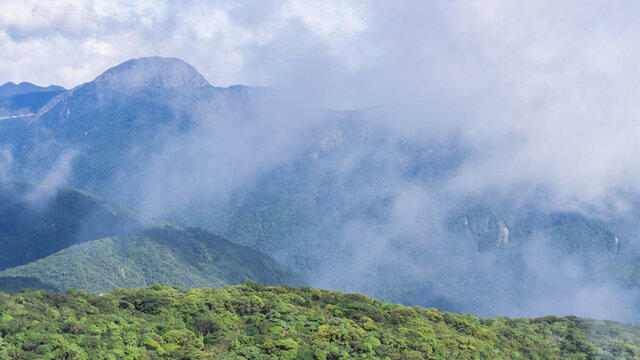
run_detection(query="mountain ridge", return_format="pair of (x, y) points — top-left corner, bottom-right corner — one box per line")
(0, 82), (65, 97)
(0, 225), (302, 294)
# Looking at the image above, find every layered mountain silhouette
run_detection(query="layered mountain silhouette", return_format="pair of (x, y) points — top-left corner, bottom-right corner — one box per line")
(0, 182), (138, 270)
(0, 182), (300, 294)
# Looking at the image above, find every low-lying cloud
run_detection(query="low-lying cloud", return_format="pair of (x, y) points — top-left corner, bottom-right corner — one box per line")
(5, 0), (640, 322)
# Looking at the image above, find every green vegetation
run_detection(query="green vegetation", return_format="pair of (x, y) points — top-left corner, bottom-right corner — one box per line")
(0, 182), (300, 295)
(0, 277), (56, 293)
(0, 226), (301, 294)
(0, 182), (139, 270)
(1, 282), (640, 359)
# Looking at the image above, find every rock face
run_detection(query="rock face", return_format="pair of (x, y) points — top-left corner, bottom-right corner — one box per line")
(497, 220), (509, 246)
(93, 57), (210, 92)
(461, 214), (510, 250)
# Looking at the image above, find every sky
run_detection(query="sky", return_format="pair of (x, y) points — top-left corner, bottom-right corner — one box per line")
(0, 0), (369, 89)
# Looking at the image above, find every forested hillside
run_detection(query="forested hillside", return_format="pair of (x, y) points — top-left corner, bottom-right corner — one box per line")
(1, 282), (639, 359)
(0, 226), (301, 294)
(0, 182), (139, 270)
(0, 182), (300, 294)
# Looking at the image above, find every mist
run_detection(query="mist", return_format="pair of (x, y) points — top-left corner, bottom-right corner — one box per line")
(22, 150), (78, 209)
(114, 1), (640, 322)
(4, 1), (640, 323)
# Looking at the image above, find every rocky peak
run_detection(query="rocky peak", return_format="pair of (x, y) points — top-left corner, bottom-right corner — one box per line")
(93, 57), (210, 92)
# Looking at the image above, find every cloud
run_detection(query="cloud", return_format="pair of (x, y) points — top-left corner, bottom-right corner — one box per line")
(0, 0), (94, 40)
(0, 0), (369, 89)
(22, 149), (79, 209)
(515, 234), (638, 320)
(0, 146), (13, 181)
(5, 0), (640, 322)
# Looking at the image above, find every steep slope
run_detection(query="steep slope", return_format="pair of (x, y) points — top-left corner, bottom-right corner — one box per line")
(0, 226), (301, 294)
(1, 283), (640, 359)
(0, 182), (139, 270)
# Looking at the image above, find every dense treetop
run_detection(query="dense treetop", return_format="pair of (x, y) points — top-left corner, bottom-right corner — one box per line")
(1, 282), (639, 359)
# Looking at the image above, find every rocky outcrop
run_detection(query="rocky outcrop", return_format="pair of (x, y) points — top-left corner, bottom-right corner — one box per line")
(497, 220), (509, 246)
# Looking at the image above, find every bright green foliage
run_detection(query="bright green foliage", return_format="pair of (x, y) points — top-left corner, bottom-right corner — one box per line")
(1, 282), (640, 359)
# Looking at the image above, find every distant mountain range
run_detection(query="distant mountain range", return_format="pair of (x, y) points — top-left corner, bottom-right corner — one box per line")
(0, 82), (65, 116)
(0, 82), (64, 97)
(2, 57), (640, 321)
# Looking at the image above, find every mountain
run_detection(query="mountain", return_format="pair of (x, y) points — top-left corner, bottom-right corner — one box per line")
(92, 56), (210, 91)
(0, 182), (139, 270)
(1, 57), (253, 196)
(182, 116), (639, 315)
(3, 57), (640, 321)
(0, 226), (301, 294)
(0, 82), (65, 116)
(1, 282), (640, 359)
(0, 90), (65, 116)
(0, 82), (64, 97)
(0, 182), (300, 293)
(36, 56), (210, 122)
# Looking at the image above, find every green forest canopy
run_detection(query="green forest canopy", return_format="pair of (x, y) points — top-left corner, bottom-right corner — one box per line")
(1, 282), (639, 359)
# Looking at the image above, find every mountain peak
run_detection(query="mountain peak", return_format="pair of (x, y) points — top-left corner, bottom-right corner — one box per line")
(94, 57), (210, 91)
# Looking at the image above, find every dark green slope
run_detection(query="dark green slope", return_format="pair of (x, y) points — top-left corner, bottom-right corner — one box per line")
(1, 283), (640, 359)
(0, 276), (57, 293)
(0, 182), (139, 270)
(0, 226), (301, 294)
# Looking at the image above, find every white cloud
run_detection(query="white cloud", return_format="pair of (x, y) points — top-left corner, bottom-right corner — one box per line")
(0, 0), (370, 88)
(2, 0), (640, 208)
(0, 0), (94, 40)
